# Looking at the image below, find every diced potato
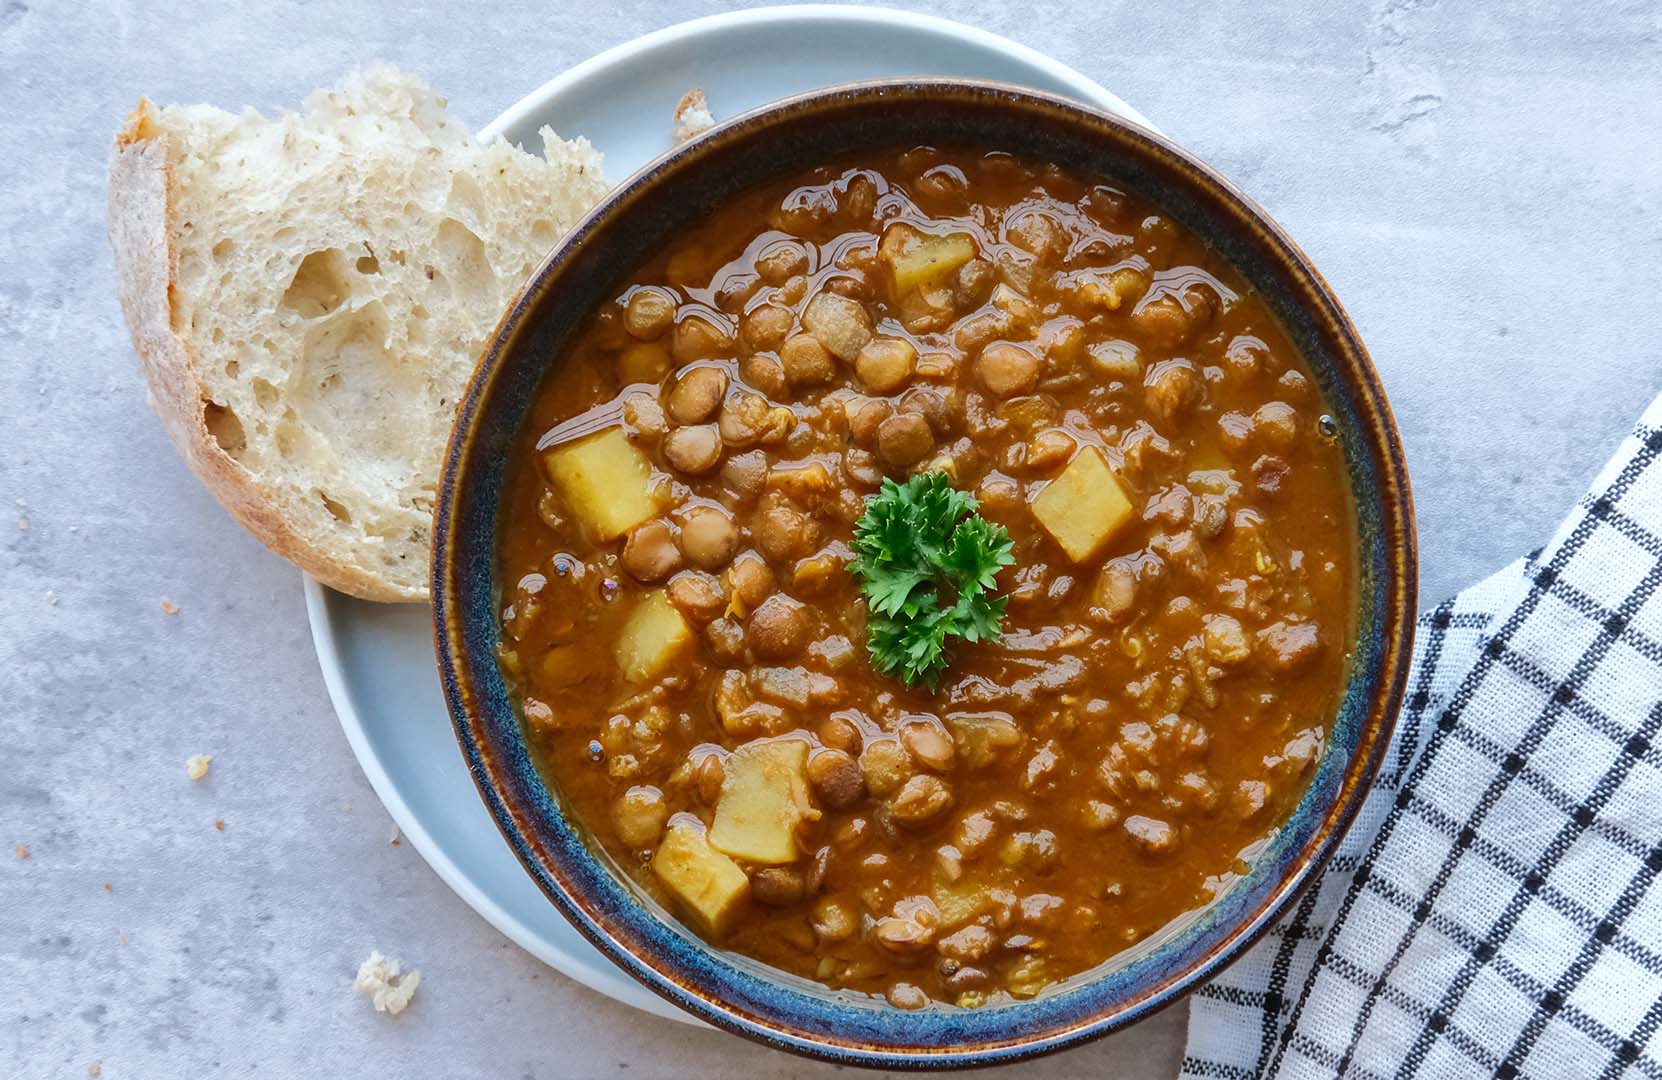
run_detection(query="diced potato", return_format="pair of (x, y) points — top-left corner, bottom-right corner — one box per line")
(710, 738), (812, 865)
(543, 426), (660, 541)
(615, 591), (692, 682)
(933, 880), (997, 928)
(883, 226), (977, 297)
(1029, 445), (1135, 562)
(652, 817), (750, 935)
(618, 341), (672, 385)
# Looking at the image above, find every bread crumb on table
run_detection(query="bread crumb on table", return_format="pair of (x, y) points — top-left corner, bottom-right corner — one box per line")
(213, 820), (225, 831)
(14, 842), (27, 860)
(88, 1063), (100, 1077)
(160, 598), (180, 615)
(355, 950), (421, 1015)
(186, 753), (212, 781)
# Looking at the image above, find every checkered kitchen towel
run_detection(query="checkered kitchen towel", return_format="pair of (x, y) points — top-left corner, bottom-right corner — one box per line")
(1183, 393), (1662, 1079)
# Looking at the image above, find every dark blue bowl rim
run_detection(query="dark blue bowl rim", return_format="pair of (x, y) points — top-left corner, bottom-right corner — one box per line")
(433, 78), (1418, 1069)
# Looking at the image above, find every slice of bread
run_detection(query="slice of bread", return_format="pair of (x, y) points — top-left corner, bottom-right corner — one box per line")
(107, 65), (608, 601)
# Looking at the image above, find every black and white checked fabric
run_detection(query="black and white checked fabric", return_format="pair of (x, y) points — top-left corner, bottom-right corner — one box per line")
(1183, 394), (1662, 1079)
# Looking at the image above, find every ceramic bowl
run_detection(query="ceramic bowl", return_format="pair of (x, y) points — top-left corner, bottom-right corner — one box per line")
(432, 78), (1417, 1068)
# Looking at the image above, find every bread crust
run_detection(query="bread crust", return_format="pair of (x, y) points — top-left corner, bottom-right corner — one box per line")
(107, 101), (420, 602)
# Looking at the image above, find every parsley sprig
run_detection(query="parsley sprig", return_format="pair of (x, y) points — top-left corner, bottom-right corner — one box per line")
(848, 473), (1015, 690)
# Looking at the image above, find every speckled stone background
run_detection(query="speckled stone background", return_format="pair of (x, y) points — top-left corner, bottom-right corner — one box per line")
(3, 1), (1660, 1077)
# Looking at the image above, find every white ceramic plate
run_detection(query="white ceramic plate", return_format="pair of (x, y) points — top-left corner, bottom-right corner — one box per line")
(305, 3), (1155, 1025)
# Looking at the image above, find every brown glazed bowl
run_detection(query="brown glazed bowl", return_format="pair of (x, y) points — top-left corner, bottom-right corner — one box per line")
(432, 79), (1417, 1068)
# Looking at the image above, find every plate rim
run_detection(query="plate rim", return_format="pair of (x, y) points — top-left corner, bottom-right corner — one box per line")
(304, 1), (1151, 1027)
(474, 3), (1157, 144)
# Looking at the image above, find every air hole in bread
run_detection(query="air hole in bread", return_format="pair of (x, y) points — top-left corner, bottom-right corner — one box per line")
(356, 244), (381, 276)
(223, 358), (237, 377)
(203, 401), (247, 457)
(252, 377), (278, 410)
(434, 218), (496, 307)
(211, 238), (235, 261)
(282, 248), (353, 317)
(275, 415), (301, 460)
(178, 251), (202, 295)
(319, 491), (353, 524)
(298, 301), (395, 398)
(530, 219), (556, 247)
(447, 173), (486, 222)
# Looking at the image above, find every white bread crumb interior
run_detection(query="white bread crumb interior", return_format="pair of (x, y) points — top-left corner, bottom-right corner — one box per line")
(355, 949), (421, 1014)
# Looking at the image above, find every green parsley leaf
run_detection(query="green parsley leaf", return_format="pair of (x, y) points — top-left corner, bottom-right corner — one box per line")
(849, 473), (1015, 689)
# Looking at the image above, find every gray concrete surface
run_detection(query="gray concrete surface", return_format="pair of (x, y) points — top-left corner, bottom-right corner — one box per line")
(3, 1), (1660, 1076)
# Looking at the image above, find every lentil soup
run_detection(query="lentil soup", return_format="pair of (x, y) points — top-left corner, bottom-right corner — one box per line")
(495, 147), (1355, 1009)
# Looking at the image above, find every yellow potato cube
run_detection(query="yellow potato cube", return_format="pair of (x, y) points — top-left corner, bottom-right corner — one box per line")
(542, 426), (659, 541)
(651, 818), (750, 935)
(617, 341), (672, 385)
(709, 739), (812, 865)
(879, 223), (979, 297)
(933, 880), (997, 928)
(615, 591), (692, 682)
(888, 233), (977, 297)
(1029, 445), (1135, 562)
